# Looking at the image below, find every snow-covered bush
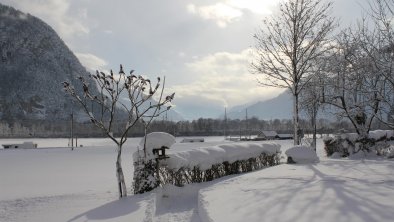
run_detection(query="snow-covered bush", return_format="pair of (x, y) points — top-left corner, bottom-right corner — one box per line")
(133, 132), (176, 194)
(133, 157), (157, 194)
(323, 130), (394, 158)
(285, 146), (319, 164)
(133, 142), (281, 193)
(159, 143), (281, 187)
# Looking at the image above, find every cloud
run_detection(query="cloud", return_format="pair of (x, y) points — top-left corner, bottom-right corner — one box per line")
(1, 0), (89, 40)
(187, 0), (279, 28)
(170, 49), (283, 111)
(187, 3), (242, 28)
(75, 53), (108, 71)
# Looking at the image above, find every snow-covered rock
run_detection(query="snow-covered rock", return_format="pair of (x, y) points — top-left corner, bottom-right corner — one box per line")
(285, 146), (319, 164)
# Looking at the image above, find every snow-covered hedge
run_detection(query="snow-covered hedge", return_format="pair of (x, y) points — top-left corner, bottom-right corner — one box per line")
(164, 143), (280, 171)
(323, 130), (394, 158)
(133, 132), (176, 194)
(285, 146), (319, 164)
(133, 140), (281, 193)
(158, 143), (281, 187)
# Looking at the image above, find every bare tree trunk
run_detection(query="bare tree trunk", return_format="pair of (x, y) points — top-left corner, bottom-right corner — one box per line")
(293, 93), (300, 145)
(116, 144), (127, 198)
(312, 111), (317, 151)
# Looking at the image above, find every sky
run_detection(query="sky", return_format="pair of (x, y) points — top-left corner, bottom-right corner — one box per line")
(1, 0), (365, 119)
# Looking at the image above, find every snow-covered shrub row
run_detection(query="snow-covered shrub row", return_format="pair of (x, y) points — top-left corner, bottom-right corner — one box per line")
(164, 143), (281, 171)
(323, 130), (394, 158)
(133, 142), (281, 193)
(158, 143), (281, 187)
(285, 146), (319, 164)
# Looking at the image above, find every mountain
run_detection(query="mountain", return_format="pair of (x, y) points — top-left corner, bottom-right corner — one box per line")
(0, 4), (94, 122)
(0, 4), (184, 123)
(226, 90), (293, 120)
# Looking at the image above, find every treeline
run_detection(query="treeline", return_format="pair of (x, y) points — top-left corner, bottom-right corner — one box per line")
(1, 116), (388, 138)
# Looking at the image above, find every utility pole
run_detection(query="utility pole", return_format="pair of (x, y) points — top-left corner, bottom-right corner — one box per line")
(70, 112), (74, 150)
(224, 107), (227, 139)
(246, 108), (249, 140)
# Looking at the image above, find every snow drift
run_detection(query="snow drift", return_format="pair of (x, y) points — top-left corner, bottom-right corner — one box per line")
(285, 146), (319, 164)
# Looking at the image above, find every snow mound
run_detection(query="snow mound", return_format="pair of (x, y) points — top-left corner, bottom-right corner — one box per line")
(165, 142), (281, 171)
(386, 146), (394, 158)
(136, 132), (176, 160)
(285, 146), (319, 164)
(339, 130), (394, 141)
(369, 130), (394, 140)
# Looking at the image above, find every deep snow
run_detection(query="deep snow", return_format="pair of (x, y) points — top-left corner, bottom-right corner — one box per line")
(1, 137), (393, 222)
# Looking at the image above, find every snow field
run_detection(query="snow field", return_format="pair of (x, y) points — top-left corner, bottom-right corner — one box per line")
(1, 137), (394, 222)
(197, 159), (394, 222)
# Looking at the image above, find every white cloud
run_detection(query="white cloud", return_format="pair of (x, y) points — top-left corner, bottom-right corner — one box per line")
(187, 0), (279, 28)
(187, 3), (242, 28)
(170, 49), (283, 109)
(1, 0), (89, 39)
(75, 53), (107, 71)
(228, 0), (278, 15)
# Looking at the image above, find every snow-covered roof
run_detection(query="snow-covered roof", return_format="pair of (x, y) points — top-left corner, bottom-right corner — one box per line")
(260, 131), (278, 137)
(139, 132), (176, 149)
(137, 132), (176, 160)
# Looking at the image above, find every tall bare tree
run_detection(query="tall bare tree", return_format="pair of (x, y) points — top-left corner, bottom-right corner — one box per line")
(366, 0), (394, 128)
(322, 27), (384, 144)
(252, 0), (335, 145)
(300, 71), (325, 151)
(63, 65), (174, 198)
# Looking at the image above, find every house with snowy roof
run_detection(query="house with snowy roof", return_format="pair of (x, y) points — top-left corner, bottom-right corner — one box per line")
(257, 131), (278, 140)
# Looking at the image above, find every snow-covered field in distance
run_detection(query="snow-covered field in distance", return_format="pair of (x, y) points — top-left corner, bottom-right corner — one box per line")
(1, 137), (392, 222)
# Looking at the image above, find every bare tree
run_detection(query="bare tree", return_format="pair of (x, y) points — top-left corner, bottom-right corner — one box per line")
(322, 27), (384, 145)
(366, 0), (394, 128)
(63, 65), (174, 198)
(300, 71), (325, 151)
(252, 0), (335, 145)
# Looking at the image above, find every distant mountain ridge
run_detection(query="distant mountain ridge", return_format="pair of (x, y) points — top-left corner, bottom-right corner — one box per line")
(0, 4), (184, 123)
(0, 3), (93, 122)
(225, 90), (293, 120)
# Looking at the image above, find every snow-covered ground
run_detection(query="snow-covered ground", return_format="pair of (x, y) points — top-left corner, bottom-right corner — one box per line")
(1, 137), (393, 222)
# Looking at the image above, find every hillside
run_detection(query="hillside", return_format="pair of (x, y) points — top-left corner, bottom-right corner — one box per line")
(0, 4), (94, 122)
(0, 4), (184, 124)
(226, 90), (292, 120)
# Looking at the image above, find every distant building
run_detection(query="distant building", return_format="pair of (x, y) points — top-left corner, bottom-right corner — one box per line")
(2, 142), (37, 149)
(257, 131), (278, 140)
(277, 134), (293, 140)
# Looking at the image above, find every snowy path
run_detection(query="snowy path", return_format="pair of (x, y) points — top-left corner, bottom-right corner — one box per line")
(154, 185), (202, 222)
